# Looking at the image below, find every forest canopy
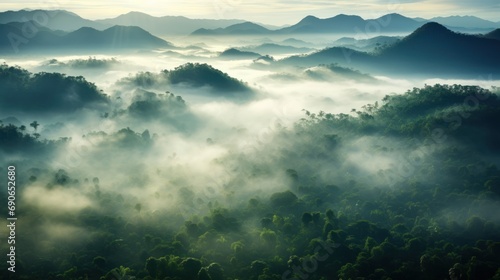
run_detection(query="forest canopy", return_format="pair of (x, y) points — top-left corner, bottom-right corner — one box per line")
(0, 64), (109, 113)
(1, 84), (499, 280)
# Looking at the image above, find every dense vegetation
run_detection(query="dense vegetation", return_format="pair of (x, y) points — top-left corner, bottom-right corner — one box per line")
(42, 57), (120, 69)
(277, 23), (500, 78)
(0, 64), (109, 113)
(1, 84), (499, 279)
(119, 63), (253, 96)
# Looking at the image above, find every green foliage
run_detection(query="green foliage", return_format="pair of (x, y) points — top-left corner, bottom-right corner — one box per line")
(270, 190), (298, 208)
(5, 84), (500, 280)
(119, 62), (253, 95)
(0, 64), (109, 113)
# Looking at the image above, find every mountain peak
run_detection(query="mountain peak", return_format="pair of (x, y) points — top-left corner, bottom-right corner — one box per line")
(380, 13), (409, 19)
(484, 28), (500, 40)
(299, 15), (320, 23)
(330, 14), (364, 20)
(412, 22), (452, 35)
(121, 11), (157, 18)
(124, 11), (151, 16)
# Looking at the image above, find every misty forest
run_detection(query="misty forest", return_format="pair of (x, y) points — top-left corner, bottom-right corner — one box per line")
(1, 8), (500, 280)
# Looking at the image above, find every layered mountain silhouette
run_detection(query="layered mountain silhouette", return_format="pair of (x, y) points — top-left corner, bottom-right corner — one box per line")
(2, 9), (499, 37)
(240, 43), (313, 55)
(483, 29), (500, 41)
(278, 22), (500, 78)
(219, 48), (262, 60)
(0, 24), (172, 54)
(280, 13), (423, 34)
(333, 36), (401, 52)
(0, 9), (108, 31)
(0, 9), (246, 36)
(192, 22), (272, 35)
(95, 11), (245, 36)
(192, 13), (425, 35)
(429, 16), (500, 29)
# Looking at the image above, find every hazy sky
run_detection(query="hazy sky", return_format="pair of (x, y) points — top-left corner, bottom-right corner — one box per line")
(0, 0), (499, 25)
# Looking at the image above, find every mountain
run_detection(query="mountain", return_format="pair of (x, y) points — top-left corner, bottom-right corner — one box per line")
(281, 38), (314, 48)
(219, 48), (261, 59)
(371, 13), (425, 32)
(333, 35), (401, 52)
(278, 14), (365, 33)
(192, 22), (271, 35)
(97, 11), (245, 36)
(3, 20), (67, 35)
(193, 13), (424, 35)
(278, 46), (373, 70)
(278, 13), (423, 34)
(483, 29), (500, 41)
(0, 9), (108, 31)
(279, 22), (500, 78)
(0, 23), (62, 53)
(64, 25), (170, 49)
(119, 63), (253, 98)
(377, 22), (500, 75)
(0, 24), (172, 54)
(430, 16), (500, 29)
(240, 43), (314, 55)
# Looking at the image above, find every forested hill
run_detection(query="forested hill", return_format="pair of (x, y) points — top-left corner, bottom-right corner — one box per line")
(279, 23), (500, 78)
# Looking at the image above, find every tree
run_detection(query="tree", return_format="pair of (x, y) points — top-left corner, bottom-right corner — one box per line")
(180, 258), (202, 279)
(198, 267), (211, 280)
(302, 212), (313, 225)
(270, 190), (298, 209)
(207, 263), (224, 280)
(145, 257), (158, 278)
(30, 121), (39, 131)
(92, 256), (106, 269)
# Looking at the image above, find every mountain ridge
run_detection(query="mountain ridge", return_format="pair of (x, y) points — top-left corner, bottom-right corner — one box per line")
(278, 22), (500, 78)
(0, 24), (172, 54)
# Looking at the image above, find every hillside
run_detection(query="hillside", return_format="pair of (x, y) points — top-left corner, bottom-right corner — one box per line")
(0, 9), (107, 31)
(119, 63), (253, 97)
(96, 11), (245, 36)
(378, 22), (500, 75)
(279, 22), (500, 78)
(0, 24), (172, 54)
(240, 43), (314, 55)
(483, 28), (500, 40)
(219, 48), (262, 59)
(0, 64), (109, 114)
(193, 13), (424, 35)
(430, 15), (500, 29)
(192, 22), (272, 35)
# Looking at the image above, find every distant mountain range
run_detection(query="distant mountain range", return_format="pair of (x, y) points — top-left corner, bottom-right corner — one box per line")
(1, 9), (499, 38)
(192, 22), (272, 35)
(0, 23), (172, 54)
(192, 13), (423, 35)
(0, 9), (279, 37)
(280, 13), (422, 34)
(429, 16), (500, 30)
(0, 9), (107, 31)
(333, 36), (402, 52)
(192, 13), (499, 36)
(95, 11), (246, 36)
(240, 43), (314, 55)
(277, 23), (500, 78)
(219, 48), (262, 60)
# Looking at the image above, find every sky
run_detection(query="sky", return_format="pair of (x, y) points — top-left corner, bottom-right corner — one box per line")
(0, 0), (499, 25)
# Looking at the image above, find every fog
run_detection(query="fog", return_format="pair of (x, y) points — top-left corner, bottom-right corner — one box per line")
(1, 33), (500, 279)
